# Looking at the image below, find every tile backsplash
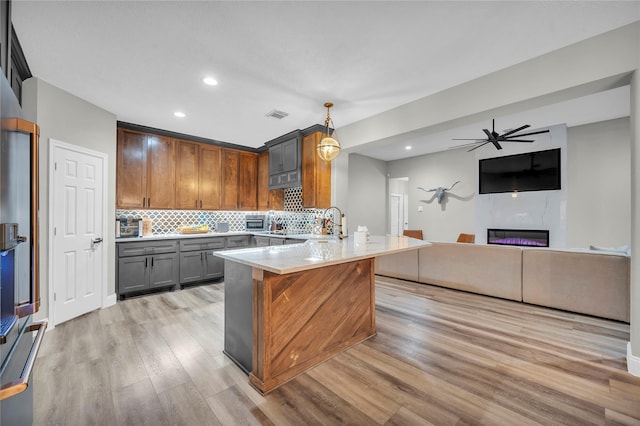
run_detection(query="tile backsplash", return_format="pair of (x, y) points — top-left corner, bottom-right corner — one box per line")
(116, 186), (330, 235)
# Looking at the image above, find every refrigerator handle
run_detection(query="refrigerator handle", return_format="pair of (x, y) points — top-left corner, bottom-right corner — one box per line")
(0, 320), (48, 401)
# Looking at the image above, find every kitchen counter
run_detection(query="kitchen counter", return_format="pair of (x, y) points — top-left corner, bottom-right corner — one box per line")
(218, 235), (431, 394)
(214, 235), (430, 274)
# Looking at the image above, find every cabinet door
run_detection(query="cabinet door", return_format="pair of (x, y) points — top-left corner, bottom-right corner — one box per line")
(221, 149), (240, 210)
(269, 144), (282, 174)
(180, 251), (205, 284)
(203, 251), (224, 280)
(239, 152), (257, 210)
(116, 130), (147, 209)
(149, 253), (179, 288)
(281, 138), (298, 172)
(175, 140), (200, 209)
(199, 145), (222, 210)
(147, 135), (176, 209)
(118, 256), (149, 293)
(302, 132), (331, 209)
(269, 238), (286, 246)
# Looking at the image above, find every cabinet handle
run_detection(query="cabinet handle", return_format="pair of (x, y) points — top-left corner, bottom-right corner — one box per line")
(200, 200), (202, 209)
(145, 258), (148, 268)
(143, 197), (146, 207)
(151, 257), (154, 267)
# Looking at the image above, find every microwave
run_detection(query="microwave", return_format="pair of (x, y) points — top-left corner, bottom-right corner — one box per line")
(245, 215), (267, 231)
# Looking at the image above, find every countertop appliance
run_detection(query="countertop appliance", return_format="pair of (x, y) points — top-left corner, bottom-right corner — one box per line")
(245, 214), (267, 231)
(0, 72), (47, 425)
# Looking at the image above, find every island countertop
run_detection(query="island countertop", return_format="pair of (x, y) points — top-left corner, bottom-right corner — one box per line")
(214, 235), (430, 275)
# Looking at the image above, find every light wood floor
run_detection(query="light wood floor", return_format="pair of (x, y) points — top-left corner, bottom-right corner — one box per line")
(33, 277), (640, 425)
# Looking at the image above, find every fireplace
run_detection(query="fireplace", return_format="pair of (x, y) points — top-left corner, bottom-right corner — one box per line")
(487, 229), (549, 247)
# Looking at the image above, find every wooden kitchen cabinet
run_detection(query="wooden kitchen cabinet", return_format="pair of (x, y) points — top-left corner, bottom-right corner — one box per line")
(117, 129), (176, 209)
(257, 151), (284, 210)
(221, 149), (258, 210)
(302, 131), (331, 208)
(175, 140), (221, 209)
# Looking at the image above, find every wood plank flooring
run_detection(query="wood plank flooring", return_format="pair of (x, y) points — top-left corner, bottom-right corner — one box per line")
(33, 277), (640, 425)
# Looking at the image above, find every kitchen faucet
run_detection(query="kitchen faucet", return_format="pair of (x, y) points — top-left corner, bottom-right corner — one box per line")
(324, 206), (344, 239)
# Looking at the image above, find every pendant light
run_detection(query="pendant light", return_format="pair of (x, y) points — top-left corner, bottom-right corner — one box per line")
(317, 102), (341, 162)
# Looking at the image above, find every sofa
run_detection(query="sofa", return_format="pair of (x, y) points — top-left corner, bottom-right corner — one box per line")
(375, 241), (630, 322)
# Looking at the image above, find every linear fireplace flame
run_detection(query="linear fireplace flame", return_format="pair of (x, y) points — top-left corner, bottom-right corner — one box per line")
(487, 229), (549, 247)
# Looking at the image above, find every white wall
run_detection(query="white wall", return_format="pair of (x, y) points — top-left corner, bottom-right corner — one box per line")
(347, 153), (387, 235)
(567, 117), (631, 248)
(22, 77), (117, 322)
(387, 148), (476, 242)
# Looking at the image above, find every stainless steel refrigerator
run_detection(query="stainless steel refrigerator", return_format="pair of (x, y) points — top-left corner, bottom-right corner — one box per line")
(0, 70), (46, 425)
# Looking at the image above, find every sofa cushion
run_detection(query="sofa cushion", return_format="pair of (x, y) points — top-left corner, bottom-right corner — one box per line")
(418, 242), (523, 301)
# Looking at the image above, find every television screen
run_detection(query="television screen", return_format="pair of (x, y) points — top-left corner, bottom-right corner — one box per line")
(479, 148), (561, 194)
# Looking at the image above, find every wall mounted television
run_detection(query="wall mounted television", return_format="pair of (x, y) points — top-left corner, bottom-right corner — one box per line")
(479, 148), (561, 194)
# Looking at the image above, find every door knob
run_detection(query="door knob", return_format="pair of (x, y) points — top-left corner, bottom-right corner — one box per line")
(91, 237), (103, 250)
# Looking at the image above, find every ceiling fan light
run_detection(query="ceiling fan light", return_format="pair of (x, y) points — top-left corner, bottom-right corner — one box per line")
(317, 136), (341, 161)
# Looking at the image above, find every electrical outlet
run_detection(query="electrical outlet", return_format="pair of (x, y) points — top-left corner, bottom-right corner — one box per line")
(418, 206), (423, 212)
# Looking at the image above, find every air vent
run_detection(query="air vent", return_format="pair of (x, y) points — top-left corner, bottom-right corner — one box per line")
(265, 109), (289, 120)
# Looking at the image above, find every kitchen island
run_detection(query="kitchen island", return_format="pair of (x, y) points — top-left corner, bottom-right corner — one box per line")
(214, 235), (431, 394)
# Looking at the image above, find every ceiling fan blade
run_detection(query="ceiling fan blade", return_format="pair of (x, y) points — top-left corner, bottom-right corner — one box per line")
(492, 141), (503, 150)
(501, 124), (530, 138)
(482, 129), (493, 140)
(452, 138), (486, 141)
(467, 141), (490, 152)
(505, 129), (550, 138)
(504, 139), (534, 143)
(449, 141), (482, 150)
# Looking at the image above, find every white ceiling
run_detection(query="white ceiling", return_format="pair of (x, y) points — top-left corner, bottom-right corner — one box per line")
(11, 1), (640, 160)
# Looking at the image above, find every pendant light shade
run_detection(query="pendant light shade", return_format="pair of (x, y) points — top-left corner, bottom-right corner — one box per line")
(317, 102), (341, 162)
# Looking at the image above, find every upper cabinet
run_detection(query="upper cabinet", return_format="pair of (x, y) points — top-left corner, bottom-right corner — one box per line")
(302, 131), (331, 209)
(175, 140), (221, 210)
(268, 132), (301, 189)
(117, 129), (175, 209)
(221, 149), (258, 210)
(258, 151), (284, 210)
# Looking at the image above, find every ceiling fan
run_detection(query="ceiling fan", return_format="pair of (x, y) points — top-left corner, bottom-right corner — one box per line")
(452, 119), (550, 152)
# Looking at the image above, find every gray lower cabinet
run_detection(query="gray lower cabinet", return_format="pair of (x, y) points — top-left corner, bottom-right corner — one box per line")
(179, 237), (226, 285)
(117, 234), (253, 298)
(117, 240), (179, 298)
(254, 236), (286, 247)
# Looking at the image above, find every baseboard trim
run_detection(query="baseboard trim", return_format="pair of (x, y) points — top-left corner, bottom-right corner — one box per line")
(103, 294), (117, 308)
(627, 342), (640, 377)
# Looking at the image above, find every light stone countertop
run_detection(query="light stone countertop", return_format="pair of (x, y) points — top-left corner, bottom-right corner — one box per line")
(214, 235), (431, 275)
(115, 231), (252, 243)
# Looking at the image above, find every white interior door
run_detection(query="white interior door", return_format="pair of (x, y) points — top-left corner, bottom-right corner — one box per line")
(390, 194), (402, 236)
(51, 140), (106, 325)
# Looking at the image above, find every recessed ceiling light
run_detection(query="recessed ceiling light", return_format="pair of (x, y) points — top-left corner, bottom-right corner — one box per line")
(174, 111), (186, 118)
(203, 77), (218, 86)
(405, 146), (412, 150)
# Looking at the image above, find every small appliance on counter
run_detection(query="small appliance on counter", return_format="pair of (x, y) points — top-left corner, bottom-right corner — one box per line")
(216, 222), (229, 233)
(245, 214), (267, 231)
(118, 216), (141, 237)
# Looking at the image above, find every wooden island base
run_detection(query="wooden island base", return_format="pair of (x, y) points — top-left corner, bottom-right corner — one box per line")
(248, 258), (376, 394)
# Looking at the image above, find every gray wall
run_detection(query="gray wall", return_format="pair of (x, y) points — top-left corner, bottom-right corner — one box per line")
(347, 154), (387, 235)
(567, 117), (631, 248)
(22, 77), (117, 322)
(387, 147), (476, 241)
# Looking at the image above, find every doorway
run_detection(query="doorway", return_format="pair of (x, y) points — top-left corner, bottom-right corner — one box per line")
(49, 139), (108, 326)
(389, 177), (409, 236)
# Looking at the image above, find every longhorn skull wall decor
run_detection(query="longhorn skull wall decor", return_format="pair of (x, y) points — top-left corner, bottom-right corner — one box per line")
(417, 181), (461, 204)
